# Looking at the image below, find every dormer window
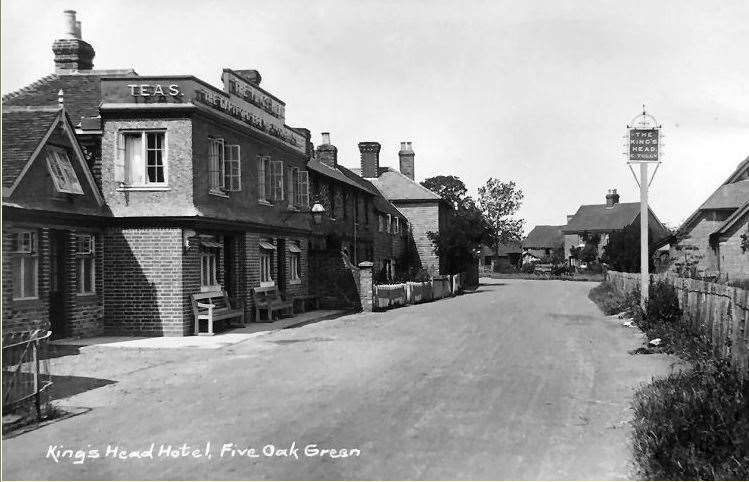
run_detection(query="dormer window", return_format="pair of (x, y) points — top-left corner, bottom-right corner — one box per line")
(46, 147), (83, 194)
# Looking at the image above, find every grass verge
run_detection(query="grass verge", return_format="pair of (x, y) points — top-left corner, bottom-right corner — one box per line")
(589, 280), (749, 480)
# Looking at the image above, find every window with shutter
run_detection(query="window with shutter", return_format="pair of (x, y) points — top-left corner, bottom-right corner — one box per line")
(287, 167), (297, 208)
(270, 160), (284, 202)
(224, 144), (241, 191)
(298, 170), (309, 208)
(208, 137), (225, 192)
(258, 156), (271, 202)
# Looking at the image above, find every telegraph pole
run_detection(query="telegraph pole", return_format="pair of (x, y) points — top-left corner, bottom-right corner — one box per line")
(625, 107), (662, 309)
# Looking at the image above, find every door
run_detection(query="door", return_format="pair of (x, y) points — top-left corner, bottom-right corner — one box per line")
(276, 238), (286, 295)
(49, 230), (67, 338)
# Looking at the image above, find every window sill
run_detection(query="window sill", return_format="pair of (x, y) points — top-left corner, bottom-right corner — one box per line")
(116, 185), (170, 192)
(12, 297), (39, 302)
(209, 189), (229, 198)
(76, 292), (97, 298)
(259, 281), (275, 288)
(289, 279), (302, 285)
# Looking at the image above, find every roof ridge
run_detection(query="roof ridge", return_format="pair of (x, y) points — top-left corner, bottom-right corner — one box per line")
(3, 105), (61, 113)
(2, 73), (60, 103)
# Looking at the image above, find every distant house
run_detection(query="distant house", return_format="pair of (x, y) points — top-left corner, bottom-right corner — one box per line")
(522, 225), (564, 261)
(479, 242), (522, 273)
(562, 188), (669, 264)
(661, 157), (749, 280)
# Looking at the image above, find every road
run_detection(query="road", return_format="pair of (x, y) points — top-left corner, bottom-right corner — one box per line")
(3, 279), (675, 480)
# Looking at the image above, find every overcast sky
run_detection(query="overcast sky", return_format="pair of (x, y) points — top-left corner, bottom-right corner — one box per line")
(3, 0), (748, 233)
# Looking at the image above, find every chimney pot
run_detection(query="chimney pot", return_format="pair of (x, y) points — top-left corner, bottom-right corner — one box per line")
(321, 132), (330, 145)
(398, 141), (415, 181)
(359, 142), (382, 178)
(75, 20), (82, 39)
(53, 10), (95, 72)
(316, 133), (337, 168)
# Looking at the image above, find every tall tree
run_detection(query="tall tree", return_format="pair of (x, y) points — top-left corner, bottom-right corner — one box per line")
(421, 175), (468, 209)
(601, 220), (661, 272)
(477, 178), (524, 247)
(427, 200), (492, 274)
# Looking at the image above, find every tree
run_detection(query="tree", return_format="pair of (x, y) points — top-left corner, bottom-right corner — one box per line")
(477, 178), (524, 247)
(421, 175), (468, 209)
(427, 200), (492, 274)
(601, 220), (660, 272)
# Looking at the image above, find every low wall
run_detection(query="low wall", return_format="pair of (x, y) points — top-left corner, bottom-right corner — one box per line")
(370, 273), (467, 311)
(605, 270), (749, 378)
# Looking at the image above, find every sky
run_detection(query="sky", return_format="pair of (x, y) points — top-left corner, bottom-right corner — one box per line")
(3, 0), (748, 234)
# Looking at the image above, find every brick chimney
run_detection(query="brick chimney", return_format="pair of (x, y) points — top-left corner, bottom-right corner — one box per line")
(398, 141), (415, 181)
(233, 69), (262, 85)
(566, 214), (575, 223)
(605, 188), (620, 208)
(316, 132), (337, 168)
(52, 10), (95, 73)
(359, 142), (381, 178)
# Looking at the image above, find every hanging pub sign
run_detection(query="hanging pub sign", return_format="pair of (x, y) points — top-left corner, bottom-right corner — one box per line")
(628, 128), (659, 162)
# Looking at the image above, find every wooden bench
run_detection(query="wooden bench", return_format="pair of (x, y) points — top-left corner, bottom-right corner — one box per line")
(293, 294), (320, 313)
(191, 291), (245, 336)
(252, 286), (294, 322)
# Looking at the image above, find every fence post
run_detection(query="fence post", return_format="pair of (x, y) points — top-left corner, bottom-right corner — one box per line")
(357, 262), (374, 312)
(33, 339), (41, 421)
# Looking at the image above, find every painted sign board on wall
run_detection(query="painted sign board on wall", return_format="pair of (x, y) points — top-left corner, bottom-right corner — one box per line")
(628, 128), (659, 162)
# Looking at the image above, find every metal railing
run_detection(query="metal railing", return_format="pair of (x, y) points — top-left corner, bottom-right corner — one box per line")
(3, 329), (53, 423)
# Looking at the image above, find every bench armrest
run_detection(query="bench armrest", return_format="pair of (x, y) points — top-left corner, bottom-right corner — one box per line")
(196, 302), (215, 309)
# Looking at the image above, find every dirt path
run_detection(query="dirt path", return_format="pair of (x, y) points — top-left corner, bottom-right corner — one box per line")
(3, 279), (676, 480)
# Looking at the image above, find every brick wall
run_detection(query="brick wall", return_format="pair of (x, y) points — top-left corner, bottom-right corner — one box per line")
(394, 201), (441, 275)
(2, 226), (50, 334)
(100, 118), (196, 217)
(718, 220), (749, 281)
(103, 227), (185, 336)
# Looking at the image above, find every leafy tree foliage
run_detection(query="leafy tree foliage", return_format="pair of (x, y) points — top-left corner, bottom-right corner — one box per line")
(421, 175), (469, 209)
(427, 200), (492, 274)
(477, 178), (524, 247)
(601, 220), (660, 272)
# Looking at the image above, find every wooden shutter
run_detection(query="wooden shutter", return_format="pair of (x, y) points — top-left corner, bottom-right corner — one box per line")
(115, 132), (126, 183)
(298, 170), (309, 208)
(270, 160), (283, 202)
(287, 168), (295, 207)
(258, 156), (266, 200)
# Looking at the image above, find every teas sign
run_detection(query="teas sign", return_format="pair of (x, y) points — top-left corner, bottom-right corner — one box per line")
(629, 129), (659, 161)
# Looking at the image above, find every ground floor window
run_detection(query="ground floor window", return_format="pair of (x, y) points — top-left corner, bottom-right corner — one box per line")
(260, 242), (274, 286)
(10, 231), (38, 300)
(200, 248), (219, 289)
(289, 241), (301, 282)
(76, 233), (96, 294)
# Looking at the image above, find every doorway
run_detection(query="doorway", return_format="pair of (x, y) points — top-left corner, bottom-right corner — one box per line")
(49, 230), (67, 338)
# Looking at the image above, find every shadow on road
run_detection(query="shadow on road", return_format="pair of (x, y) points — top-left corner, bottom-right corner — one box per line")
(48, 374), (117, 401)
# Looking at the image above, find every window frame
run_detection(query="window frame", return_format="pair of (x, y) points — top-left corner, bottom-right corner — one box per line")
(259, 247), (275, 287)
(224, 143), (241, 192)
(116, 129), (168, 188)
(208, 137), (226, 195)
(10, 231), (39, 300)
(45, 146), (84, 195)
(75, 233), (96, 295)
(200, 247), (220, 291)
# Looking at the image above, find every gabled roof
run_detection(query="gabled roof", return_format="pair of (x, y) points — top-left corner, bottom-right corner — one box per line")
(710, 201), (749, 245)
(2, 70), (137, 127)
(307, 159), (373, 194)
(336, 165), (405, 219)
(351, 167), (444, 202)
(523, 225), (564, 249)
(2, 106), (103, 205)
(677, 156), (749, 236)
(562, 203), (641, 233)
(699, 180), (749, 210)
(2, 107), (61, 190)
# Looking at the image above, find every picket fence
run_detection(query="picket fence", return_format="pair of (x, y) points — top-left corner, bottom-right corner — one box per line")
(606, 270), (749, 378)
(373, 274), (466, 310)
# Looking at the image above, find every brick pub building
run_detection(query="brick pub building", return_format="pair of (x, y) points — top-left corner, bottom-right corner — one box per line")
(3, 10), (415, 337)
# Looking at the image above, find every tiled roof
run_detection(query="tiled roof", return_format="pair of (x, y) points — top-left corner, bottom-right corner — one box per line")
(2, 107), (61, 189)
(712, 201), (749, 242)
(337, 165), (404, 218)
(351, 167), (443, 202)
(699, 180), (749, 210)
(523, 225), (564, 249)
(562, 203), (641, 233)
(307, 159), (372, 194)
(497, 242), (523, 256)
(2, 70), (136, 126)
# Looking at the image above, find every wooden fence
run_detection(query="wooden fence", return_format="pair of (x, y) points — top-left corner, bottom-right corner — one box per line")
(373, 274), (466, 310)
(3, 330), (53, 426)
(606, 270), (749, 377)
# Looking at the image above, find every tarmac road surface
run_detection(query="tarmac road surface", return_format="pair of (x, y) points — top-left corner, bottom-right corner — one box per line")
(2, 279), (676, 480)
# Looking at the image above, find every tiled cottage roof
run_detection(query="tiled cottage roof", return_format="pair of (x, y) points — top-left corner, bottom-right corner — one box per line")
(699, 180), (749, 210)
(307, 159), (374, 194)
(496, 242), (523, 256)
(562, 203), (641, 233)
(2, 70), (136, 127)
(2, 107), (61, 189)
(523, 225), (564, 249)
(351, 167), (443, 202)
